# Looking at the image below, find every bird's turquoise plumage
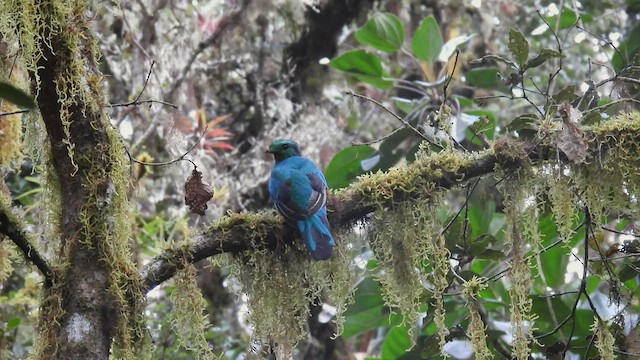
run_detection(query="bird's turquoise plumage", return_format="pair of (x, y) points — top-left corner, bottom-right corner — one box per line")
(267, 139), (335, 260)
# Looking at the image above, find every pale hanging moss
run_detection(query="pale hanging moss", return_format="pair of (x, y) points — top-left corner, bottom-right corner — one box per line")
(415, 204), (450, 355)
(0, 243), (15, 284)
(368, 198), (450, 352)
(590, 318), (616, 360)
(170, 261), (220, 360)
(462, 277), (493, 360)
(370, 205), (427, 342)
(233, 246), (321, 358)
(501, 174), (538, 360)
(316, 233), (358, 338)
(546, 174), (577, 243)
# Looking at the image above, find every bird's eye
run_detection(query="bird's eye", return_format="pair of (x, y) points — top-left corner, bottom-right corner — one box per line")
(282, 144), (289, 149)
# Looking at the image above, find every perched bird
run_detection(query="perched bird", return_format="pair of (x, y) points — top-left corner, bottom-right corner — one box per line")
(267, 139), (335, 260)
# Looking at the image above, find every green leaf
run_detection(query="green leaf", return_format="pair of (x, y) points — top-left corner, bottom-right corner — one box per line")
(508, 29), (529, 68)
(0, 81), (36, 109)
(343, 277), (390, 338)
(329, 50), (393, 88)
(524, 48), (564, 70)
(381, 326), (412, 359)
(506, 113), (539, 135)
(470, 55), (518, 69)
(612, 24), (640, 72)
(547, 6), (593, 30)
(465, 67), (500, 89)
(325, 145), (377, 189)
(552, 85), (579, 103)
(412, 16), (443, 62)
(7, 317), (21, 330)
(355, 12), (405, 52)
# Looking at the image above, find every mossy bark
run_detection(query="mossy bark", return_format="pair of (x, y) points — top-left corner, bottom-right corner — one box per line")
(22, 1), (135, 359)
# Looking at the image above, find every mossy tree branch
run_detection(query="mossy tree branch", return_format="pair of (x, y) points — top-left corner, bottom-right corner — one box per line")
(141, 114), (640, 292)
(0, 207), (54, 286)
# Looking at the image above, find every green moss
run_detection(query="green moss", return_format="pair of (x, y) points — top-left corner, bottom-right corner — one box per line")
(170, 262), (220, 359)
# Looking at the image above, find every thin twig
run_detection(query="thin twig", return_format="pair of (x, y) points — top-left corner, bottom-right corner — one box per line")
(109, 99), (177, 108)
(345, 90), (443, 149)
(0, 209), (54, 287)
(442, 178), (480, 235)
(125, 128), (208, 169)
(351, 126), (405, 146)
(0, 109), (30, 117)
(442, 49), (460, 106)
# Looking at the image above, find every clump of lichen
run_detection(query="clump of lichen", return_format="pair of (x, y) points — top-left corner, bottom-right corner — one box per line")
(369, 198), (449, 348)
(462, 277), (493, 360)
(169, 261), (219, 359)
(546, 174), (577, 242)
(313, 233), (358, 337)
(590, 318), (616, 360)
(503, 169), (540, 360)
(233, 245), (321, 358)
(415, 203), (450, 354)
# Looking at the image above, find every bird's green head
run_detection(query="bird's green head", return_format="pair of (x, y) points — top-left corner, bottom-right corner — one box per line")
(267, 138), (301, 162)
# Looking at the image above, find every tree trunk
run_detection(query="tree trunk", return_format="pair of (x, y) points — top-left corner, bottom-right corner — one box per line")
(22, 1), (139, 358)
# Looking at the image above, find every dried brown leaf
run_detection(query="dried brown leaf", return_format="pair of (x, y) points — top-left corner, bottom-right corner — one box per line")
(557, 104), (588, 164)
(184, 169), (213, 215)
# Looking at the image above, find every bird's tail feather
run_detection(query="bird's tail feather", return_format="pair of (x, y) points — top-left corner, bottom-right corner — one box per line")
(298, 214), (335, 260)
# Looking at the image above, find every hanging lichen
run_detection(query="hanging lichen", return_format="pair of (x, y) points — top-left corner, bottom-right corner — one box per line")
(370, 205), (426, 342)
(368, 197), (449, 350)
(316, 233), (358, 337)
(590, 318), (616, 360)
(416, 204), (450, 354)
(462, 276), (493, 360)
(546, 173), (577, 242)
(233, 246), (321, 358)
(169, 261), (219, 359)
(500, 172), (538, 360)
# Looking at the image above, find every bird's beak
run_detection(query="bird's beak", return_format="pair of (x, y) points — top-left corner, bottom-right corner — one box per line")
(265, 149), (272, 154)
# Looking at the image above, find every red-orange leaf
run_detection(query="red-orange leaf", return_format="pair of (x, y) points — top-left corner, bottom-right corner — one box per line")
(184, 169), (213, 215)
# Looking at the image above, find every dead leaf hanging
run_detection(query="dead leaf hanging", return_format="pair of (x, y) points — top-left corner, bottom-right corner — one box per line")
(184, 168), (213, 215)
(557, 104), (588, 164)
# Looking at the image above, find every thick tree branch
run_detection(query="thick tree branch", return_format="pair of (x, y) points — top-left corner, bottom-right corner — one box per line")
(0, 207), (54, 286)
(140, 115), (640, 292)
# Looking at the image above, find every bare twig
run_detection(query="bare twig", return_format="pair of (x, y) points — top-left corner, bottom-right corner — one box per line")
(0, 208), (54, 287)
(125, 128), (208, 169)
(0, 109), (30, 117)
(442, 49), (460, 106)
(109, 99), (177, 109)
(345, 90), (444, 149)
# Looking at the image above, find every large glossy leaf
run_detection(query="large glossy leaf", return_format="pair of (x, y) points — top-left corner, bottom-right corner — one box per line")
(412, 16), (443, 62)
(524, 48), (564, 70)
(508, 29), (529, 69)
(538, 214), (570, 288)
(465, 67), (500, 89)
(325, 145), (377, 189)
(355, 12), (405, 52)
(612, 24), (640, 72)
(381, 326), (412, 359)
(546, 6), (593, 29)
(343, 276), (390, 338)
(329, 50), (393, 88)
(0, 81), (36, 109)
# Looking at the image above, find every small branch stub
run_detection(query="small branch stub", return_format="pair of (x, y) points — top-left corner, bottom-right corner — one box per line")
(184, 168), (213, 215)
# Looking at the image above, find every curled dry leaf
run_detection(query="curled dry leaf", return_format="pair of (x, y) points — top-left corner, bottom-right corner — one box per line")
(557, 103), (588, 164)
(184, 168), (213, 215)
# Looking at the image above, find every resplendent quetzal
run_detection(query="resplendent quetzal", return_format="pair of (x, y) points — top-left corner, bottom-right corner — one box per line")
(267, 139), (335, 260)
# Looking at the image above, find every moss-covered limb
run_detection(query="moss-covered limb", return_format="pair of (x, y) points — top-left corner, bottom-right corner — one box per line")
(141, 112), (640, 292)
(141, 212), (284, 291)
(0, 206), (54, 286)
